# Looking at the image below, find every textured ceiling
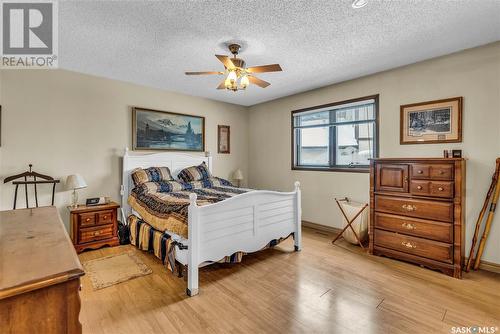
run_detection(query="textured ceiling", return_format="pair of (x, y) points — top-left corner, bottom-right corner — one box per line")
(59, 0), (500, 106)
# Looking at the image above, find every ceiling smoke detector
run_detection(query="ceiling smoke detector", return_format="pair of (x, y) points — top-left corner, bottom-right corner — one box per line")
(352, 0), (368, 9)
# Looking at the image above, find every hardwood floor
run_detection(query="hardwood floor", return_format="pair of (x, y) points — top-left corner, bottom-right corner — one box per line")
(78, 227), (500, 334)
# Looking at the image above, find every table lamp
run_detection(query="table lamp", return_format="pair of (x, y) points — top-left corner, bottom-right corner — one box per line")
(233, 169), (243, 188)
(66, 174), (87, 208)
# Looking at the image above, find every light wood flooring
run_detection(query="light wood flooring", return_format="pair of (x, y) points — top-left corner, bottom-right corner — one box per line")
(78, 227), (500, 334)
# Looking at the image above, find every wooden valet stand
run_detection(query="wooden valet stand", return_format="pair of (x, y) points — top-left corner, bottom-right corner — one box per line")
(331, 197), (369, 249)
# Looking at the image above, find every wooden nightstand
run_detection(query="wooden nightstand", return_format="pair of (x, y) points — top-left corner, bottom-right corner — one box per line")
(68, 202), (120, 253)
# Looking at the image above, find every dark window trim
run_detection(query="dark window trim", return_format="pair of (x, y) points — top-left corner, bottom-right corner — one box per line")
(290, 94), (379, 173)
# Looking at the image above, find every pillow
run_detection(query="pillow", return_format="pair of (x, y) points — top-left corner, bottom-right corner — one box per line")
(131, 167), (173, 186)
(189, 177), (234, 189)
(177, 162), (212, 183)
(134, 180), (186, 194)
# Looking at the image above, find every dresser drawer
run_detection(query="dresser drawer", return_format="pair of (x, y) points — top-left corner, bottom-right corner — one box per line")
(374, 212), (453, 243)
(411, 164), (430, 178)
(374, 229), (453, 264)
(79, 225), (114, 244)
(375, 195), (453, 222)
(411, 164), (454, 180)
(78, 213), (96, 227)
(430, 164), (454, 180)
(410, 180), (454, 198)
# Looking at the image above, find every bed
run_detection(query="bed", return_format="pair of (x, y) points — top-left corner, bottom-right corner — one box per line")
(121, 148), (302, 296)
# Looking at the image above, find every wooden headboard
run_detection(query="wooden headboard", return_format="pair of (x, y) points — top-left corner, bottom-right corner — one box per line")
(120, 148), (212, 222)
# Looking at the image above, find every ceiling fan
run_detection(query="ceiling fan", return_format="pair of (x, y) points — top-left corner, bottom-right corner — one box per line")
(185, 44), (282, 92)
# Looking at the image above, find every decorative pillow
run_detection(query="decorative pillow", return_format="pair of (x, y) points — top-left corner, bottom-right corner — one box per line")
(189, 177), (234, 189)
(177, 162), (212, 183)
(135, 180), (186, 194)
(131, 167), (173, 186)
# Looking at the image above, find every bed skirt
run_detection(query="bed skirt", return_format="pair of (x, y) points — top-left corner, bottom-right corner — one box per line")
(127, 214), (293, 274)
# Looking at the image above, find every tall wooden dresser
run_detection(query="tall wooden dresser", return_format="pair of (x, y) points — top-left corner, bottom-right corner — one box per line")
(369, 158), (465, 278)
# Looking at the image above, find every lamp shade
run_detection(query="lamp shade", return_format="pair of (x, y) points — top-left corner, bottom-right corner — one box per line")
(233, 169), (244, 181)
(66, 174), (87, 190)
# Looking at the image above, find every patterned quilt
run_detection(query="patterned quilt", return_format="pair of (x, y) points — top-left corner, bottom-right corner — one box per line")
(128, 177), (248, 238)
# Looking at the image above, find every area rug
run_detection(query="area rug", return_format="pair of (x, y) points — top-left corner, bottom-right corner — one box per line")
(83, 252), (152, 290)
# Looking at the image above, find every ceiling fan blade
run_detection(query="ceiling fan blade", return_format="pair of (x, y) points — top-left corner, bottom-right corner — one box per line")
(246, 64), (282, 73)
(185, 71), (223, 75)
(216, 80), (226, 90)
(215, 55), (235, 69)
(248, 75), (270, 88)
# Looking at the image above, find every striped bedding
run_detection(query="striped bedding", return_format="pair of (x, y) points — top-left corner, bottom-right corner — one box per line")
(128, 177), (248, 238)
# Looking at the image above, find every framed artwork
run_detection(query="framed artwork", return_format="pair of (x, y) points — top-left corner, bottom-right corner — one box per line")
(218, 125), (230, 154)
(400, 97), (462, 145)
(132, 107), (205, 151)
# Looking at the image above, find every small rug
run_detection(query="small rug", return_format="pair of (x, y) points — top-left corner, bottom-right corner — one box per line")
(83, 252), (152, 290)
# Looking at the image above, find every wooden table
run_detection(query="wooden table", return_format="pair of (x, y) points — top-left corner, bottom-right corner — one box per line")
(0, 206), (85, 334)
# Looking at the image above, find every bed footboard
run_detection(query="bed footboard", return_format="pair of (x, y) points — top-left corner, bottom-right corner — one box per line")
(186, 182), (301, 296)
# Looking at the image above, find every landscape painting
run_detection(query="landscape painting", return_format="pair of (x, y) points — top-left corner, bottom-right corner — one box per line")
(400, 97), (462, 144)
(133, 107), (205, 151)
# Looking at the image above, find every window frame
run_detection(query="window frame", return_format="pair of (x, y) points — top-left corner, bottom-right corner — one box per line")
(291, 94), (379, 173)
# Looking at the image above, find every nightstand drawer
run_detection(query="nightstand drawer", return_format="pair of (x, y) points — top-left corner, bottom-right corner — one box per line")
(79, 213), (96, 227)
(79, 225), (114, 244)
(97, 210), (113, 225)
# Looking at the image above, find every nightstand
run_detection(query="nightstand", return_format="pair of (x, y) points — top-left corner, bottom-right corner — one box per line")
(68, 202), (120, 253)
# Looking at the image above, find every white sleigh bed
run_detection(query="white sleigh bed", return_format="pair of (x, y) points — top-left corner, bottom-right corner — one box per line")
(121, 148), (302, 296)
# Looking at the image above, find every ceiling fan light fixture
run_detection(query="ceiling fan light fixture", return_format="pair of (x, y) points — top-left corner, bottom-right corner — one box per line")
(240, 75), (249, 89)
(185, 43), (281, 91)
(352, 0), (367, 9)
(224, 70), (238, 89)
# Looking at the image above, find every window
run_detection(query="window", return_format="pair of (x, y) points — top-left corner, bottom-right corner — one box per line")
(292, 95), (378, 172)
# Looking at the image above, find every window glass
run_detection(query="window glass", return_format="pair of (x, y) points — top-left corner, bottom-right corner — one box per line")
(292, 97), (378, 171)
(297, 127), (329, 166)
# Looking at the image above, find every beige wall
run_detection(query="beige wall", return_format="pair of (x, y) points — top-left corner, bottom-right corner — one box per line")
(1, 43), (499, 264)
(0, 70), (248, 228)
(248, 42), (500, 264)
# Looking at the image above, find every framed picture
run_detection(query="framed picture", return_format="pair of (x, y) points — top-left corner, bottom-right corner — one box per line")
(218, 125), (230, 154)
(400, 97), (462, 144)
(132, 107), (205, 151)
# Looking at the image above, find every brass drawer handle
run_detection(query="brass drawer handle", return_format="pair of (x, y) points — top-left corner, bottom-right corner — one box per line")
(401, 241), (417, 249)
(94, 231), (100, 236)
(417, 170), (423, 174)
(103, 216), (107, 219)
(438, 187), (444, 191)
(86, 218), (90, 222)
(402, 204), (417, 211)
(402, 222), (416, 230)
(417, 186), (422, 190)
(439, 170), (444, 175)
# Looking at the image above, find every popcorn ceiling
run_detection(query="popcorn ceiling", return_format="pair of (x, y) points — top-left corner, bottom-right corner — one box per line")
(59, 0), (500, 106)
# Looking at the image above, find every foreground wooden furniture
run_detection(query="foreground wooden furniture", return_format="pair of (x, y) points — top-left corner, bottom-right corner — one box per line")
(369, 158), (466, 278)
(69, 202), (120, 253)
(0, 207), (85, 334)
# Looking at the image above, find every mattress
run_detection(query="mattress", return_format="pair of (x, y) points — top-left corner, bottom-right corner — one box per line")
(128, 177), (249, 238)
